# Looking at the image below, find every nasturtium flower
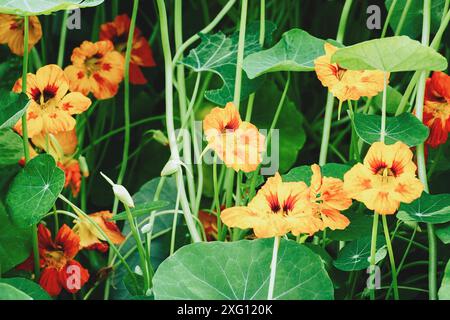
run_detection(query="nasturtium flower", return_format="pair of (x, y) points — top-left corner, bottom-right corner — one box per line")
(17, 224), (89, 297)
(422, 71), (450, 148)
(73, 211), (125, 253)
(306, 164), (351, 231)
(64, 40), (125, 100)
(199, 209), (219, 241)
(314, 43), (386, 102)
(0, 14), (42, 56)
(100, 14), (156, 85)
(13, 64), (92, 138)
(221, 173), (319, 238)
(203, 102), (265, 173)
(32, 129), (84, 197)
(343, 141), (423, 215)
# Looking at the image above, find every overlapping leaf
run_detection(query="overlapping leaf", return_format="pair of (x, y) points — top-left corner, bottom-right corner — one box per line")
(0, 0), (104, 15)
(398, 193), (450, 224)
(333, 236), (386, 271)
(331, 36), (447, 72)
(439, 259), (450, 300)
(0, 283), (32, 300)
(354, 113), (429, 146)
(181, 21), (276, 106)
(243, 28), (325, 78)
(0, 278), (51, 300)
(153, 239), (334, 300)
(0, 90), (29, 130)
(6, 154), (65, 227)
(283, 163), (351, 183)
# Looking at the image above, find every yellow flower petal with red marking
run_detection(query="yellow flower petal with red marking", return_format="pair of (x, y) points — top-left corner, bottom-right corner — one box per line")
(221, 173), (316, 238)
(344, 141), (423, 215)
(0, 14), (42, 56)
(64, 40), (125, 100)
(314, 43), (387, 101)
(13, 64), (92, 138)
(203, 102), (265, 173)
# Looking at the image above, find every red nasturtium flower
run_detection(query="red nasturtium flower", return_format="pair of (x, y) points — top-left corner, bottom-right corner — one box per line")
(0, 14), (42, 56)
(13, 64), (92, 138)
(421, 71), (450, 148)
(100, 14), (156, 85)
(64, 40), (125, 100)
(17, 224), (89, 297)
(203, 102), (266, 173)
(344, 142), (423, 215)
(73, 211), (125, 252)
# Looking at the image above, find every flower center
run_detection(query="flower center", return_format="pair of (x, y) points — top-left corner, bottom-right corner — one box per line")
(331, 64), (347, 80)
(266, 193), (297, 215)
(222, 117), (240, 133)
(85, 53), (103, 75)
(44, 250), (67, 270)
(32, 85), (58, 107)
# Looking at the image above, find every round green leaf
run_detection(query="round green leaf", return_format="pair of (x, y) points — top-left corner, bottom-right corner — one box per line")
(0, 129), (24, 166)
(153, 239), (334, 300)
(0, 283), (32, 300)
(0, 278), (51, 300)
(0, 202), (31, 273)
(0, 90), (29, 130)
(333, 235), (386, 271)
(398, 193), (450, 224)
(439, 259), (450, 300)
(243, 28), (325, 78)
(6, 154), (65, 227)
(283, 163), (351, 184)
(0, 0), (104, 15)
(354, 113), (429, 147)
(331, 36), (447, 72)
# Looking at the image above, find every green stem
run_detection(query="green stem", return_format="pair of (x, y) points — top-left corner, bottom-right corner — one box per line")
(380, 72), (388, 143)
(369, 212), (379, 300)
(57, 11), (69, 67)
(395, 0), (412, 35)
(382, 0), (397, 37)
(113, 0), (139, 214)
(381, 215), (399, 300)
(156, 0), (201, 243)
(267, 236), (280, 300)
(213, 155), (223, 240)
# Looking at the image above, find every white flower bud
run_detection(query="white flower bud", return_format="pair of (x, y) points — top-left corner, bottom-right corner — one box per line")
(100, 172), (135, 208)
(161, 159), (181, 176)
(140, 223), (153, 234)
(134, 265), (143, 276)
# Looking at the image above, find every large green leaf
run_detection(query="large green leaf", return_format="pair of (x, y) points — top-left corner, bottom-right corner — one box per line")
(439, 259), (450, 300)
(333, 236), (386, 271)
(0, 278), (50, 300)
(0, 283), (32, 300)
(181, 21), (276, 106)
(397, 193), (450, 224)
(283, 163), (351, 183)
(436, 223), (450, 244)
(0, 129), (24, 166)
(327, 209), (376, 241)
(0, 202), (31, 273)
(243, 29), (325, 78)
(354, 113), (429, 147)
(0, 0), (104, 15)
(6, 154), (65, 227)
(153, 239), (334, 300)
(385, 0), (446, 39)
(331, 36), (447, 72)
(0, 90), (29, 130)
(251, 82), (305, 173)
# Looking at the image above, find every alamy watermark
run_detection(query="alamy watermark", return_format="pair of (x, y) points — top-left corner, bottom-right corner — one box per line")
(367, 5), (382, 30)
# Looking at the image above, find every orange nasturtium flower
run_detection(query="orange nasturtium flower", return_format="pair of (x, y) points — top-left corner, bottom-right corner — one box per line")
(13, 64), (92, 138)
(100, 14), (156, 85)
(422, 71), (450, 148)
(314, 43), (386, 102)
(203, 102), (266, 173)
(306, 164), (351, 231)
(32, 129), (85, 197)
(17, 224), (89, 297)
(221, 173), (316, 238)
(73, 211), (125, 253)
(0, 14), (42, 56)
(344, 141), (423, 215)
(64, 40), (125, 100)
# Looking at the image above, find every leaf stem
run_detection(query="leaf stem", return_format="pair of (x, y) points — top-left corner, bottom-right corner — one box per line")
(369, 212), (379, 300)
(381, 215), (399, 300)
(267, 236), (280, 300)
(57, 11), (69, 67)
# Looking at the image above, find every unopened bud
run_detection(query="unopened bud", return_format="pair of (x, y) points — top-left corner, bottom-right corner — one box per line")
(134, 265), (143, 276)
(150, 130), (169, 146)
(100, 172), (135, 208)
(78, 155), (89, 177)
(161, 159), (181, 176)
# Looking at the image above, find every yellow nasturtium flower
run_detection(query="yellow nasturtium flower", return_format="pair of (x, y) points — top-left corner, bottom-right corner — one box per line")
(343, 141), (423, 215)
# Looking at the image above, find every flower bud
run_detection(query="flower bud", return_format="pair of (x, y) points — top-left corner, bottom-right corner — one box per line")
(150, 130), (169, 146)
(161, 159), (181, 176)
(78, 155), (89, 178)
(100, 172), (135, 208)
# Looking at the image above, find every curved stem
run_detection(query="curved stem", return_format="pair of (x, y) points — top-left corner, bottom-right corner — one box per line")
(381, 215), (399, 300)
(156, 0), (201, 243)
(267, 236), (280, 300)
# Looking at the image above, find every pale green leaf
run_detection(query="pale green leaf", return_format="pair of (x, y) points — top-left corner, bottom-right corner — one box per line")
(0, 278), (51, 300)
(0, 0), (104, 15)
(0, 90), (30, 130)
(439, 259), (450, 300)
(0, 283), (32, 300)
(398, 193), (450, 224)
